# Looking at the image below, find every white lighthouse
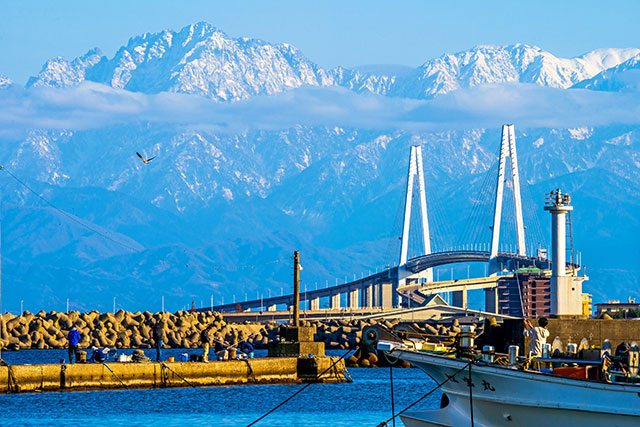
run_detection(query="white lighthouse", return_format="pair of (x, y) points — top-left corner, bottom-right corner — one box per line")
(544, 189), (582, 315)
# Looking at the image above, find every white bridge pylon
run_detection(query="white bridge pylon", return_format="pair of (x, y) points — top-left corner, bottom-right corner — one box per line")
(398, 145), (432, 286)
(489, 124), (526, 275)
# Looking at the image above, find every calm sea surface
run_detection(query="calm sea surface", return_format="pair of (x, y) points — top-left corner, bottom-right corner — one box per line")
(0, 349), (440, 426)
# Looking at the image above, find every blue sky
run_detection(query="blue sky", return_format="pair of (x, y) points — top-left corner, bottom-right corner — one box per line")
(1, 0), (640, 84)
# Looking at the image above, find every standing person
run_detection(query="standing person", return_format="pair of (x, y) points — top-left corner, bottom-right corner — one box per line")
(200, 326), (212, 362)
(67, 326), (81, 363)
(152, 321), (163, 362)
(475, 316), (506, 353)
(524, 317), (550, 357)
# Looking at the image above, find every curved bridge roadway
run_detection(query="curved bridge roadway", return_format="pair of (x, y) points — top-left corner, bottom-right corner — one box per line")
(204, 250), (554, 313)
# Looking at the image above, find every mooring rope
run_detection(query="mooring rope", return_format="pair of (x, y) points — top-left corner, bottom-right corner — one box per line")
(102, 362), (128, 389)
(242, 359), (258, 384)
(390, 365), (396, 427)
(161, 362), (197, 388)
(5, 364), (19, 393)
(376, 359), (474, 427)
(246, 348), (354, 427)
(468, 363), (474, 427)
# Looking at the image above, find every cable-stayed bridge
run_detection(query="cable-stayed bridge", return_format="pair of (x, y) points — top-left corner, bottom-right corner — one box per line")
(206, 125), (580, 315)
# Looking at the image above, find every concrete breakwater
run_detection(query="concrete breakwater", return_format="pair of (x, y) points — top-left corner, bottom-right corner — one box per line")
(0, 310), (464, 351)
(0, 356), (346, 394)
(0, 310), (237, 350)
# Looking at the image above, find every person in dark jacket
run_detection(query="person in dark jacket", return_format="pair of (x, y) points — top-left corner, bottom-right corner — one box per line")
(214, 335), (228, 361)
(201, 326), (213, 362)
(239, 340), (254, 358)
(475, 316), (506, 353)
(67, 326), (81, 363)
(89, 346), (110, 363)
(152, 322), (164, 362)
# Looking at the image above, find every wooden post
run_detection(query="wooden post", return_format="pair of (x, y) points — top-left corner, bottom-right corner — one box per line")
(293, 251), (300, 327)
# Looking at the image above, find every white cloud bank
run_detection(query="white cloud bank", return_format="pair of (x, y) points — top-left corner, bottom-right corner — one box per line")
(1, 81), (640, 137)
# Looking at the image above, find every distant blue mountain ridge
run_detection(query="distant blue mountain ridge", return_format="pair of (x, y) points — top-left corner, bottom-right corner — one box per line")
(0, 22), (639, 312)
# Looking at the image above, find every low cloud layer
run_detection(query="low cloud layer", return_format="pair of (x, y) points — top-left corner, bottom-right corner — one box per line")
(1, 81), (640, 137)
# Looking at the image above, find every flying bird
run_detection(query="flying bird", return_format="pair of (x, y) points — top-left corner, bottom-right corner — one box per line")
(136, 152), (156, 164)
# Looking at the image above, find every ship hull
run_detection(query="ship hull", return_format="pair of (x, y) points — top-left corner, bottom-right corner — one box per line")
(391, 349), (640, 427)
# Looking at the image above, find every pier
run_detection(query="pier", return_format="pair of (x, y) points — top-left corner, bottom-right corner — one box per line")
(0, 356), (346, 394)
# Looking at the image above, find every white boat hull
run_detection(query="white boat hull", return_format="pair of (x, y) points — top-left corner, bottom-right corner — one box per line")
(391, 348), (640, 427)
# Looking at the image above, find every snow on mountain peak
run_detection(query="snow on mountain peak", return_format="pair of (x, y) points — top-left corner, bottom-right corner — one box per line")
(25, 22), (334, 101)
(26, 48), (104, 88)
(0, 74), (13, 89)
(391, 43), (639, 98)
(573, 52), (640, 92)
(23, 23), (640, 102)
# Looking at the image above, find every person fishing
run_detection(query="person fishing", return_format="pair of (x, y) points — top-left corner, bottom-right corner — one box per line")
(214, 335), (228, 361)
(524, 317), (550, 357)
(67, 326), (81, 363)
(613, 342), (630, 373)
(475, 316), (505, 353)
(239, 340), (255, 358)
(152, 321), (163, 361)
(88, 346), (110, 363)
(201, 325), (213, 362)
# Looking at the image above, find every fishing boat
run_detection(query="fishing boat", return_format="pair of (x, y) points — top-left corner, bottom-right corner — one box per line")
(380, 340), (640, 427)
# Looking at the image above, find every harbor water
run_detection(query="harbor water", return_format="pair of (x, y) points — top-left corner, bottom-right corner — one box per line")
(0, 349), (440, 426)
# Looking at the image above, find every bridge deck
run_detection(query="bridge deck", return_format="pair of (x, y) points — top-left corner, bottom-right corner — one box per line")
(202, 250), (564, 313)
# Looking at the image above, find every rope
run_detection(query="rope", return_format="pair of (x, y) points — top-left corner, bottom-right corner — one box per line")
(0, 165), (289, 277)
(376, 359), (474, 427)
(246, 348), (353, 427)
(0, 165), (141, 253)
(6, 364), (19, 393)
(343, 365), (353, 383)
(161, 362), (198, 388)
(468, 363), (474, 427)
(242, 359), (257, 384)
(515, 270), (525, 317)
(102, 362), (128, 389)
(390, 366), (396, 427)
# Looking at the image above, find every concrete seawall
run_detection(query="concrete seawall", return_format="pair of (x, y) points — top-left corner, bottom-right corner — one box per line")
(546, 318), (640, 345)
(0, 356), (346, 393)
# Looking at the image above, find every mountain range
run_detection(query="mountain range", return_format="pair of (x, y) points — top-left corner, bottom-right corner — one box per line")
(1, 22), (639, 312)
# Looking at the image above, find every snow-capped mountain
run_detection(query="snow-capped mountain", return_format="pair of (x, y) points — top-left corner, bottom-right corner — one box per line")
(0, 74), (12, 88)
(3, 22), (640, 311)
(384, 45), (640, 98)
(25, 23), (639, 101)
(325, 44), (640, 98)
(573, 52), (640, 92)
(26, 48), (103, 88)
(28, 22), (335, 101)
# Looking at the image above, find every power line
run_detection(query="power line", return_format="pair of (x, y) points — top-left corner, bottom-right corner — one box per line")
(0, 165), (289, 273)
(0, 165), (142, 253)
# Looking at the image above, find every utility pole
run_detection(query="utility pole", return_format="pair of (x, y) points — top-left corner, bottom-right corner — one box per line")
(293, 250), (300, 327)
(0, 218), (3, 360)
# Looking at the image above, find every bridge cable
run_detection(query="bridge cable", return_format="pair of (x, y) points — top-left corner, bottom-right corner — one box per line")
(383, 186), (409, 268)
(460, 172), (496, 248)
(457, 144), (501, 248)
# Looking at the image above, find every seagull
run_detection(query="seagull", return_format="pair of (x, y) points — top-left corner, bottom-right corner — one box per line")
(136, 152), (156, 164)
